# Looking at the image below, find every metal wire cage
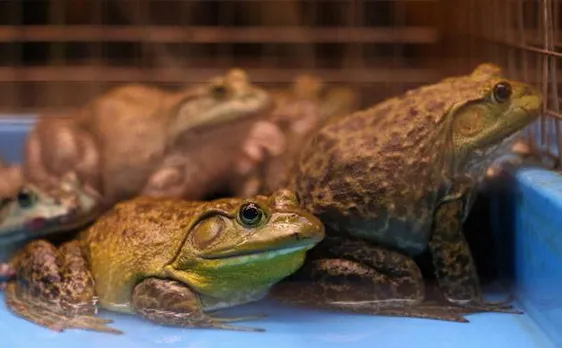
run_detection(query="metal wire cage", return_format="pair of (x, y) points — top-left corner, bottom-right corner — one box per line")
(0, 0), (559, 167)
(443, 0), (562, 168)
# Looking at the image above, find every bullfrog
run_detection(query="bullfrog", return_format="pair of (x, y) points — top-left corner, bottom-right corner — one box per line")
(3, 189), (325, 334)
(273, 63), (542, 320)
(14, 69), (272, 206)
(0, 173), (101, 266)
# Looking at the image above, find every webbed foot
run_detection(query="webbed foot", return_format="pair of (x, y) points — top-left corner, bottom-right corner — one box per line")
(5, 282), (122, 334)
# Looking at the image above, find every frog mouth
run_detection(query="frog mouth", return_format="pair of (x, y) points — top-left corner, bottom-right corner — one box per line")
(202, 242), (317, 262)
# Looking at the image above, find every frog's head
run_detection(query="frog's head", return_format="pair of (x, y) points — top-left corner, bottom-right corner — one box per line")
(0, 173), (102, 245)
(165, 188), (324, 301)
(168, 68), (273, 145)
(445, 63), (542, 171)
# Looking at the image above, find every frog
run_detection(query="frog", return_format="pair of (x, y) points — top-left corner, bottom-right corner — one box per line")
(3, 188), (325, 334)
(0, 173), (102, 268)
(234, 74), (358, 198)
(16, 68), (273, 207)
(271, 63), (542, 321)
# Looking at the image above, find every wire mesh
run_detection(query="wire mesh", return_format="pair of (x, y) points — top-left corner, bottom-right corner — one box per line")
(444, 0), (562, 168)
(0, 0), (441, 114)
(0, 0), (559, 167)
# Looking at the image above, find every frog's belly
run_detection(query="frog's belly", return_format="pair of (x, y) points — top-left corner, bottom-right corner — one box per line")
(324, 214), (432, 256)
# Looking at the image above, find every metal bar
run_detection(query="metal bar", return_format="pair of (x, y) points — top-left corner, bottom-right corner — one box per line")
(470, 34), (562, 59)
(0, 26), (439, 43)
(540, 0), (549, 148)
(0, 66), (439, 84)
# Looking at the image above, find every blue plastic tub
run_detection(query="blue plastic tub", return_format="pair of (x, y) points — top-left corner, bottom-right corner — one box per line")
(0, 117), (559, 348)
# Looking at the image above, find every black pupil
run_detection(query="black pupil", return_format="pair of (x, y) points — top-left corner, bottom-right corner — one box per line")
(212, 85), (227, 98)
(494, 82), (512, 101)
(17, 191), (33, 208)
(241, 204), (261, 223)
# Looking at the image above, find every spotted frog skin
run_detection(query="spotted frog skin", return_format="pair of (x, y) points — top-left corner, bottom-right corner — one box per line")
(4, 189), (324, 334)
(275, 64), (542, 320)
(17, 69), (272, 206)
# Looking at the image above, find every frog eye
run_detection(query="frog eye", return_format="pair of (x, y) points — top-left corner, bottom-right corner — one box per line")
(492, 82), (512, 103)
(17, 190), (36, 209)
(211, 84), (228, 99)
(238, 203), (264, 227)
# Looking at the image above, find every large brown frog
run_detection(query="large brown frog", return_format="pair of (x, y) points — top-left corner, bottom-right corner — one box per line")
(272, 64), (542, 320)
(16, 69), (272, 207)
(235, 75), (357, 197)
(4, 189), (324, 334)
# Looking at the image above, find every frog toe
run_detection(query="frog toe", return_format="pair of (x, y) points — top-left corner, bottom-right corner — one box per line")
(211, 313), (267, 323)
(67, 315), (123, 334)
(5, 282), (121, 334)
(446, 298), (523, 315)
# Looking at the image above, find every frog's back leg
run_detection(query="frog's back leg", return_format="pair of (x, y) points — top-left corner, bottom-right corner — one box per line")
(23, 118), (101, 194)
(4, 240), (121, 334)
(272, 236), (426, 310)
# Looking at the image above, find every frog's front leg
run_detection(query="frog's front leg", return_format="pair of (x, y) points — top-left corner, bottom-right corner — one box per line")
(131, 278), (265, 332)
(429, 198), (520, 314)
(4, 240), (121, 334)
(142, 154), (214, 200)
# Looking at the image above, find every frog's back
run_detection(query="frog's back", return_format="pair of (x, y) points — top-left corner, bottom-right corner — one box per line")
(292, 78), (478, 254)
(80, 197), (202, 312)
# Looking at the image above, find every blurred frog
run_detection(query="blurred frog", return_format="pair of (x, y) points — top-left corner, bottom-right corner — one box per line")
(3, 189), (324, 334)
(0, 158), (22, 198)
(0, 173), (101, 267)
(272, 63), (541, 321)
(235, 74), (358, 197)
(11, 69), (273, 207)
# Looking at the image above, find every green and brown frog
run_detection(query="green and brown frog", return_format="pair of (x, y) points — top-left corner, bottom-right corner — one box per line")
(11, 69), (272, 207)
(271, 63), (542, 321)
(3, 189), (325, 334)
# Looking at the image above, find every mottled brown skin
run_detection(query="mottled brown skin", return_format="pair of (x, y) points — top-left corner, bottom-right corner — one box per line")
(235, 75), (358, 198)
(17, 69), (272, 206)
(277, 64), (542, 320)
(4, 189), (324, 334)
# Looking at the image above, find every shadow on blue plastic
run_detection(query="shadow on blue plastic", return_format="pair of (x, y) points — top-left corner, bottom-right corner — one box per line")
(0, 116), (558, 347)
(0, 295), (555, 348)
(490, 168), (562, 347)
